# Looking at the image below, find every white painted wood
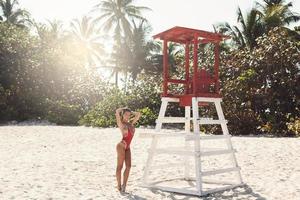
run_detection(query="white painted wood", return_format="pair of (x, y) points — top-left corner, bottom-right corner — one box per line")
(140, 131), (231, 139)
(149, 146), (224, 152)
(186, 177), (240, 185)
(196, 97), (222, 102)
(156, 117), (190, 123)
(142, 97), (168, 184)
(202, 183), (245, 196)
(142, 185), (200, 196)
(185, 106), (191, 133)
(148, 148), (236, 157)
(142, 137), (158, 184)
(192, 97), (202, 195)
(185, 134), (230, 141)
(151, 148), (195, 156)
(140, 96), (244, 196)
(215, 100), (243, 184)
(202, 179), (240, 185)
(202, 167), (241, 176)
(197, 119), (227, 124)
(184, 106), (191, 179)
(155, 98), (168, 131)
(142, 183), (244, 197)
(139, 132), (190, 138)
(159, 97), (180, 102)
(201, 149), (237, 156)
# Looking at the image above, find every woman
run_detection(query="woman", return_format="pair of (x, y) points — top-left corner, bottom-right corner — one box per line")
(115, 107), (141, 192)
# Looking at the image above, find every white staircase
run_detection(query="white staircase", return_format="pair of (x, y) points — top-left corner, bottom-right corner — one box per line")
(139, 97), (244, 196)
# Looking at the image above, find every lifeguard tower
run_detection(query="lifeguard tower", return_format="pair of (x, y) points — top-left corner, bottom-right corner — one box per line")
(140, 27), (244, 196)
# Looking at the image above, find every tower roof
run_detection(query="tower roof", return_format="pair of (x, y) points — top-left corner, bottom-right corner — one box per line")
(153, 26), (229, 43)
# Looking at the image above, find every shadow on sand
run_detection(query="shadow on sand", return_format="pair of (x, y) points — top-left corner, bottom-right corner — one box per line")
(120, 191), (147, 200)
(146, 184), (266, 200)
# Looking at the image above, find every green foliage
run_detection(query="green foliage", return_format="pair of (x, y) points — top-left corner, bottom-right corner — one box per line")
(136, 107), (157, 127)
(79, 88), (129, 127)
(45, 99), (82, 125)
(287, 118), (300, 136)
(0, 22), (107, 124)
(0, 2), (299, 139)
(79, 75), (161, 127)
(0, 23), (44, 121)
(0, 0), (31, 28)
(217, 0), (299, 50)
(221, 28), (299, 136)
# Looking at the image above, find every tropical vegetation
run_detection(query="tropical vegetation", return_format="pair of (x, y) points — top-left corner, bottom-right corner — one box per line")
(0, 0), (299, 136)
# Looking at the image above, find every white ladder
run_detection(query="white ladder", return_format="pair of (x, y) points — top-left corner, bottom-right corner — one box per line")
(140, 97), (244, 196)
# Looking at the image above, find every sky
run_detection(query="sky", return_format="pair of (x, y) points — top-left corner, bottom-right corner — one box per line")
(18, 0), (300, 82)
(20, 0), (300, 35)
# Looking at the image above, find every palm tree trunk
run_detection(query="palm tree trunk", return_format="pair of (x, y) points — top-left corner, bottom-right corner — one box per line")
(115, 70), (118, 87)
(124, 70), (128, 92)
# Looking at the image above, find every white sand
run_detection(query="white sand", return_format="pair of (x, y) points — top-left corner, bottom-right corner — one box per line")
(0, 126), (299, 200)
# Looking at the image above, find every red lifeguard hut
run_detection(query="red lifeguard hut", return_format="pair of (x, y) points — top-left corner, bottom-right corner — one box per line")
(140, 27), (243, 196)
(153, 26), (229, 106)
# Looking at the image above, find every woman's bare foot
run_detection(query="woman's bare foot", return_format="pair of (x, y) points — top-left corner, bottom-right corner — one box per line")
(121, 184), (126, 192)
(117, 185), (122, 192)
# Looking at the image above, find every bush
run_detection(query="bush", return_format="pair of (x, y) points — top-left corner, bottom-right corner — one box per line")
(79, 74), (162, 127)
(287, 118), (300, 136)
(0, 23), (108, 124)
(136, 107), (157, 127)
(221, 28), (299, 136)
(45, 99), (83, 125)
(79, 88), (129, 127)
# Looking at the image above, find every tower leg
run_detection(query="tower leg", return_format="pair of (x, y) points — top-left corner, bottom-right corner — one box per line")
(214, 99), (243, 184)
(142, 137), (158, 185)
(192, 97), (202, 195)
(140, 97), (243, 196)
(184, 106), (191, 179)
(155, 98), (168, 131)
(142, 97), (168, 185)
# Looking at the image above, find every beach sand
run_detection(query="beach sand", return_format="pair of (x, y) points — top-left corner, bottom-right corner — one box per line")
(0, 126), (299, 200)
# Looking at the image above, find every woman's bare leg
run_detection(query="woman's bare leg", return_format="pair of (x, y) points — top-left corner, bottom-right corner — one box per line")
(116, 142), (125, 191)
(122, 148), (131, 191)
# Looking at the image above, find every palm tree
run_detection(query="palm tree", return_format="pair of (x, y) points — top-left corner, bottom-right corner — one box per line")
(70, 16), (105, 69)
(117, 19), (182, 88)
(146, 41), (184, 82)
(217, 0), (299, 49)
(126, 19), (158, 80)
(0, 0), (30, 27)
(92, 0), (151, 86)
(295, 25), (300, 34)
(217, 7), (264, 50)
(93, 0), (150, 40)
(256, 0), (300, 29)
(32, 20), (67, 45)
(256, 0), (300, 40)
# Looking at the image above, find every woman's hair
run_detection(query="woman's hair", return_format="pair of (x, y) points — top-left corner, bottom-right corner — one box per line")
(120, 108), (132, 121)
(122, 108), (132, 114)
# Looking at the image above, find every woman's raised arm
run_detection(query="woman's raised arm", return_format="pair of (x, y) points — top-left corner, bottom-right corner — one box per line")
(131, 111), (141, 125)
(115, 108), (124, 130)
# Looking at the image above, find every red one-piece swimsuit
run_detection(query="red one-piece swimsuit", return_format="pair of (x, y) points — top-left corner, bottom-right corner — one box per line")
(122, 126), (134, 150)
